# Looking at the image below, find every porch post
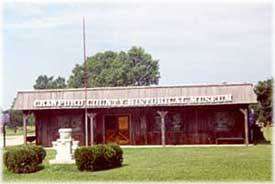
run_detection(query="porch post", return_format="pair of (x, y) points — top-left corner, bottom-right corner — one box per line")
(87, 113), (97, 146)
(240, 108), (249, 146)
(85, 109), (88, 146)
(103, 117), (106, 144)
(141, 115), (147, 144)
(157, 111), (168, 147)
(23, 113), (29, 144)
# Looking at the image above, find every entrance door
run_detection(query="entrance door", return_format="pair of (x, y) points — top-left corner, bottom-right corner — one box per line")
(105, 115), (130, 145)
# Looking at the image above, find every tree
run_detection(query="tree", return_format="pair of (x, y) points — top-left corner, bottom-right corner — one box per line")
(33, 75), (67, 89)
(67, 46), (160, 88)
(2, 109), (23, 129)
(67, 64), (84, 88)
(2, 109), (35, 132)
(52, 76), (67, 89)
(252, 78), (273, 127)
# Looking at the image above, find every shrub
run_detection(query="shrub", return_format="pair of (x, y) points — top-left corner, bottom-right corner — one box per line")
(74, 144), (123, 171)
(27, 144), (46, 164)
(92, 144), (112, 170)
(261, 126), (273, 143)
(3, 145), (46, 173)
(108, 143), (123, 167)
(74, 147), (95, 171)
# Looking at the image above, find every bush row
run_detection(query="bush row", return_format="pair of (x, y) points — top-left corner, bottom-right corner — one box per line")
(74, 144), (123, 171)
(3, 144), (46, 173)
(3, 143), (122, 173)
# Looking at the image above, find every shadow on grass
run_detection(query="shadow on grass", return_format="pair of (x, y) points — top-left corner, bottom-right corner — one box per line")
(6, 165), (45, 175)
(112, 163), (129, 170)
(253, 140), (271, 145)
(35, 165), (45, 173)
(87, 164), (129, 173)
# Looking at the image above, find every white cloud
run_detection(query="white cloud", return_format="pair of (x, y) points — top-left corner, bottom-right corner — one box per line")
(4, 2), (46, 17)
(4, 0), (271, 30)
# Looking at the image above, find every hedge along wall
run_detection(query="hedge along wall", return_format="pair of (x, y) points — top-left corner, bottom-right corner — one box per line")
(74, 144), (123, 171)
(3, 144), (46, 173)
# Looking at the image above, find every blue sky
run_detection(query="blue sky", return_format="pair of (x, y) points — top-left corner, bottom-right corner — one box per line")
(2, 1), (271, 109)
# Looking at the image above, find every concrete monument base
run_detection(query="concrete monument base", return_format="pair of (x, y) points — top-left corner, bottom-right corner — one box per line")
(49, 128), (79, 164)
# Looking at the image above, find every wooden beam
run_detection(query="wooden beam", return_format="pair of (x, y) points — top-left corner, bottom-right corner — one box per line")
(157, 111), (168, 147)
(129, 114), (134, 145)
(3, 123), (6, 147)
(240, 108), (249, 146)
(103, 116), (106, 144)
(87, 113), (96, 146)
(85, 109), (88, 146)
(141, 115), (147, 144)
(34, 113), (38, 145)
(23, 113), (28, 144)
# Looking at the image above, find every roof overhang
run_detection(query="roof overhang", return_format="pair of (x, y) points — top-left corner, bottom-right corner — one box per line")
(12, 83), (258, 110)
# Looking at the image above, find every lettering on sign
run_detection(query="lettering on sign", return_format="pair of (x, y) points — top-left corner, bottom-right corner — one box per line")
(33, 94), (233, 108)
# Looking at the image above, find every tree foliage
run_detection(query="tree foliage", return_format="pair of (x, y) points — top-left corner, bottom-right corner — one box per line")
(33, 75), (66, 89)
(1, 109), (35, 130)
(251, 78), (273, 127)
(67, 46), (160, 88)
(2, 109), (22, 128)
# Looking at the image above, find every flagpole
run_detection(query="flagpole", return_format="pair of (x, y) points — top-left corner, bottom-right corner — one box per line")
(83, 17), (88, 147)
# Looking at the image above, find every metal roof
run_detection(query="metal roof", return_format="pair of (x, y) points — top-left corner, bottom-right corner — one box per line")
(12, 83), (257, 110)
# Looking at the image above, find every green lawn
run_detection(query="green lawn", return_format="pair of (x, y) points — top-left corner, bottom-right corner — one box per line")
(3, 145), (272, 182)
(5, 126), (35, 136)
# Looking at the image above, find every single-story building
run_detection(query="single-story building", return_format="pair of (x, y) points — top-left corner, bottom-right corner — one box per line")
(12, 83), (257, 147)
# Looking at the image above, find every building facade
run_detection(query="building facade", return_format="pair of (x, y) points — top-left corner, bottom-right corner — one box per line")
(12, 83), (257, 147)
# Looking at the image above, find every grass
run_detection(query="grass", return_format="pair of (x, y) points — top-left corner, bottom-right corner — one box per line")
(3, 145), (272, 182)
(262, 126), (273, 142)
(5, 126), (35, 136)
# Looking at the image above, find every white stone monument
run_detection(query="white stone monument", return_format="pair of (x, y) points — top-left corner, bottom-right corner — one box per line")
(49, 128), (79, 164)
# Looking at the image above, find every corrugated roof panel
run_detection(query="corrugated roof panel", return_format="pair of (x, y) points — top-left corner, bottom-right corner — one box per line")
(12, 83), (257, 110)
